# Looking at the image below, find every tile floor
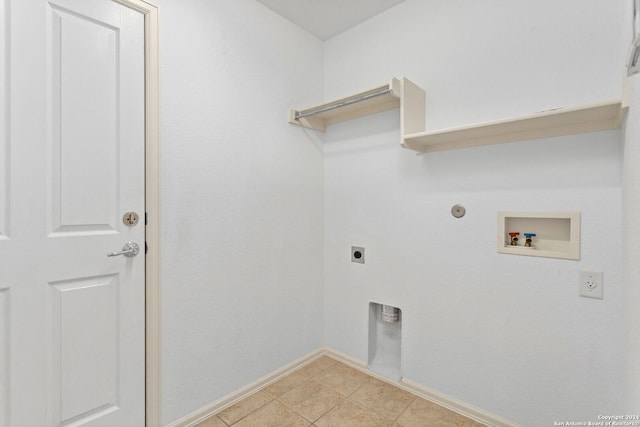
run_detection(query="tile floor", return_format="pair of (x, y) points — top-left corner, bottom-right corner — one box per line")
(195, 356), (486, 427)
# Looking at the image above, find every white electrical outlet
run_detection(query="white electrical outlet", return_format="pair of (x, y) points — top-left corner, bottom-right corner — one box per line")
(579, 271), (603, 299)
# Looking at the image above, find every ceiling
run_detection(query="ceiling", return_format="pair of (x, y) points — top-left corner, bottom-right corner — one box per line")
(255, 0), (406, 41)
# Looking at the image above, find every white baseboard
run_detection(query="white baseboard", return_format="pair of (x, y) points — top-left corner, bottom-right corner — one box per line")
(398, 378), (523, 427)
(165, 347), (521, 427)
(321, 348), (522, 427)
(165, 348), (325, 427)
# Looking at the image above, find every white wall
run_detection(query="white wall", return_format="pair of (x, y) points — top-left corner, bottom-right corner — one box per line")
(623, 70), (640, 412)
(623, 0), (640, 410)
(323, 1), (628, 425)
(156, 1), (325, 423)
(154, 0), (638, 424)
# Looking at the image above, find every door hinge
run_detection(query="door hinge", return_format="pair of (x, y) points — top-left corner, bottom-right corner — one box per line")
(145, 212), (148, 225)
(145, 241), (148, 254)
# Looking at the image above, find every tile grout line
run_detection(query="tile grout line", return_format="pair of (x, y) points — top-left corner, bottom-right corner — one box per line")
(227, 357), (340, 426)
(391, 395), (417, 426)
(343, 396), (396, 424)
(275, 358), (351, 425)
(358, 378), (418, 423)
(203, 356), (473, 427)
(290, 358), (396, 426)
(274, 381), (342, 425)
(224, 392), (276, 426)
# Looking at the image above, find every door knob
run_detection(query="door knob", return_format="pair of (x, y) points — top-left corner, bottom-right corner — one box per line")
(107, 242), (140, 258)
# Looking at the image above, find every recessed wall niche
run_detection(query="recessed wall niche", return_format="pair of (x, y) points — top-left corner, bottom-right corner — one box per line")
(498, 211), (581, 260)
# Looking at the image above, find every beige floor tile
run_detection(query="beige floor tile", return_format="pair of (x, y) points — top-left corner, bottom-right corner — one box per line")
(194, 415), (227, 427)
(314, 399), (393, 427)
(263, 371), (310, 398)
(295, 356), (339, 378)
(278, 379), (344, 422)
(202, 358), (486, 427)
(394, 398), (477, 427)
(349, 377), (416, 420)
(216, 390), (273, 425)
(232, 400), (311, 427)
(313, 362), (371, 396)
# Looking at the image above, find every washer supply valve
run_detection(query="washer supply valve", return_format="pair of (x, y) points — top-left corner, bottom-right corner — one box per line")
(524, 233), (537, 248)
(508, 232), (520, 246)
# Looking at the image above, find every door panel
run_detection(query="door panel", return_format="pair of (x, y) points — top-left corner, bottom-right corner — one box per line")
(2, 0), (146, 425)
(49, 275), (119, 425)
(49, 4), (120, 235)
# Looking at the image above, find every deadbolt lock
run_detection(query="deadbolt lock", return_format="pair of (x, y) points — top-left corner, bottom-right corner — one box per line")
(123, 211), (140, 226)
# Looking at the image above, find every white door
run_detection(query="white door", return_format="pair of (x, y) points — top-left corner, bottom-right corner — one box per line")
(1, 0), (145, 425)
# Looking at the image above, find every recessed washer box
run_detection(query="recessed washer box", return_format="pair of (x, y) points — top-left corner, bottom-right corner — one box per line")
(498, 211), (581, 260)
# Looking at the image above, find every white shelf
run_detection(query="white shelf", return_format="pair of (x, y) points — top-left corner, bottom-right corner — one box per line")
(288, 78), (425, 135)
(289, 79), (402, 132)
(402, 100), (628, 153)
(288, 75), (627, 154)
(497, 211), (581, 260)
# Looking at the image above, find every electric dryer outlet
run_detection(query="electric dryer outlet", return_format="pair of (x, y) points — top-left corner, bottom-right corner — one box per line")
(351, 246), (365, 264)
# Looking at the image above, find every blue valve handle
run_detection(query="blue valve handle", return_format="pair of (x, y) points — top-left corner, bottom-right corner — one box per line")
(524, 233), (536, 238)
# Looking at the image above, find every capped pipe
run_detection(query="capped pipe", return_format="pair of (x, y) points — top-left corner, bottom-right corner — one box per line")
(381, 305), (399, 323)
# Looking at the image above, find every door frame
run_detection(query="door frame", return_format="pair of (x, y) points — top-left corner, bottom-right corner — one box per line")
(111, 0), (160, 425)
